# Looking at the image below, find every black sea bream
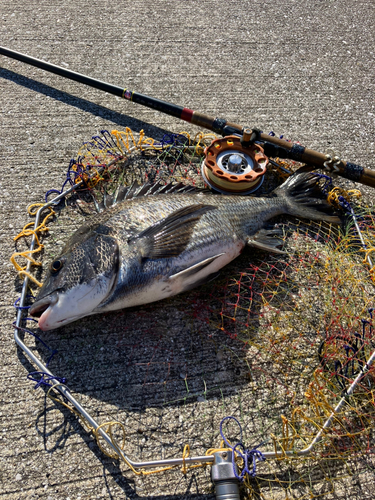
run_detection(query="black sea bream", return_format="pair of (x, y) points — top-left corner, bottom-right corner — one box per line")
(30, 173), (339, 331)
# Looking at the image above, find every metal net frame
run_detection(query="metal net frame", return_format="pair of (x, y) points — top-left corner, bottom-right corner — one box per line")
(11, 128), (375, 499)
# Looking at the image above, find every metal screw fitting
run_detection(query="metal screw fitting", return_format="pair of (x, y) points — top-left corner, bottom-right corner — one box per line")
(211, 451), (240, 500)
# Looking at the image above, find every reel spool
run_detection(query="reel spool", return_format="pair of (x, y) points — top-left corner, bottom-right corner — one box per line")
(201, 135), (268, 194)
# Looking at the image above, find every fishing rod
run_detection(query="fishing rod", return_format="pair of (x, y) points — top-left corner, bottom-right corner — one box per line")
(1, 45), (374, 188)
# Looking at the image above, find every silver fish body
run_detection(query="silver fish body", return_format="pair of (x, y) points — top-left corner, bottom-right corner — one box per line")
(30, 173), (339, 331)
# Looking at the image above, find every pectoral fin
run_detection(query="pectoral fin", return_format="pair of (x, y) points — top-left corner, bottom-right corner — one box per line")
(169, 253), (225, 280)
(129, 204), (217, 259)
(247, 228), (286, 254)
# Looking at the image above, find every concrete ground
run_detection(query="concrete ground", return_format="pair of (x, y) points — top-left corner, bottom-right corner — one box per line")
(0, 1), (374, 499)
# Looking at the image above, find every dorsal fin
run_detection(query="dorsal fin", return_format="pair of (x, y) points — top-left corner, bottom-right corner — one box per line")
(94, 182), (209, 212)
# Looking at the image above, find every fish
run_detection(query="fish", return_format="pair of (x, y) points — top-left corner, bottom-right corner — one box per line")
(29, 172), (340, 331)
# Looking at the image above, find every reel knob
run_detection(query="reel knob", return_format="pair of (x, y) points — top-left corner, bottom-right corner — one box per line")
(227, 154), (243, 173)
(202, 136), (268, 195)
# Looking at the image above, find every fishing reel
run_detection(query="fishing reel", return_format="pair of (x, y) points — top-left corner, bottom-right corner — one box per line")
(201, 132), (268, 195)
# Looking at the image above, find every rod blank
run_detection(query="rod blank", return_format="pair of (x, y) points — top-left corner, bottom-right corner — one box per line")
(1, 45), (375, 187)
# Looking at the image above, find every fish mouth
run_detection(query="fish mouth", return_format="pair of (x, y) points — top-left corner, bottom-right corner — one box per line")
(29, 294), (60, 330)
(29, 295), (57, 317)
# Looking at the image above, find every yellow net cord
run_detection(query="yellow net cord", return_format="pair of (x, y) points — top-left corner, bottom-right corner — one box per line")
(326, 187), (375, 279)
(9, 129), (217, 286)
(46, 385), (225, 476)
(10, 203), (55, 287)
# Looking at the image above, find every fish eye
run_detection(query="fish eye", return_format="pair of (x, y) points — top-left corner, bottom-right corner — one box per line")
(50, 259), (63, 274)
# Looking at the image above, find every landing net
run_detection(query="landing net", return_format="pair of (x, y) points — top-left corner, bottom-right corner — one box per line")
(12, 128), (375, 499)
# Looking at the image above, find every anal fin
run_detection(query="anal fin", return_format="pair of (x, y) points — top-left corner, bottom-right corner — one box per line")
(247, 228), (286, 254)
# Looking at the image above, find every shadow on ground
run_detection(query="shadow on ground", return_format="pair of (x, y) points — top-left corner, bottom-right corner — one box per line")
(0, 68), (172, 139)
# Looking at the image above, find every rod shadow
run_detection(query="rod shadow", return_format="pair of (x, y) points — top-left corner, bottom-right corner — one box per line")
(0, 67), (172, 138)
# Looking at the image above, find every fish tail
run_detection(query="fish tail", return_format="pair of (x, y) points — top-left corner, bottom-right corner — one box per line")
(274, 172), (341, 223)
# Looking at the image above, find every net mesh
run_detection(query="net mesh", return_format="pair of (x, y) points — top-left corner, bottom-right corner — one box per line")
(13, 129), (375, 499)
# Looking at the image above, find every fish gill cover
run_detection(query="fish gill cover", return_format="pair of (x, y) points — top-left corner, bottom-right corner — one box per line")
(12, 128), (375, 499)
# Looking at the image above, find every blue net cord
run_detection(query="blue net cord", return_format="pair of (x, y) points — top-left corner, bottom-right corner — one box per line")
(13, 296), (33, 310)
(311, 172), (333, 195)
(308, 174), (361, 221)
(99, 129), (121, 150)
(86, 129), (122, 156)
(160, 132), (189, 147)
(13, 301), (67, 389)
(268, 131), (285, 140)
(319, 309), (374, 392)
(338, 195), (353, 214)
(26, 371), (67, 390)
(220, 416), (265, 480)
(44, 159), (83, 202)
